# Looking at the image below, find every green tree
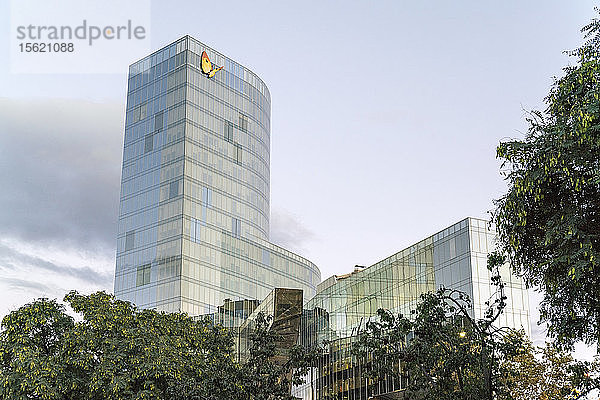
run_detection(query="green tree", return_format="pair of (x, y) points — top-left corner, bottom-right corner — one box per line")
(63, 291), (240, 400)
(501, 330), (600, 400)
(492, 11), (600, 348)
(0, 291), (241, 400)
(352, 260), (600, 399)
(239, 312), (317, 400)
(353, 263), (516, 400)
(0, 291), (315, 400)
(0, 298), (77, 400)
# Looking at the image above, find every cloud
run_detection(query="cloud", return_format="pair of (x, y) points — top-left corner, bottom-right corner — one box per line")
(0, 97), (124, 251)
(0, 240), (112, 288)
(2, 277), (51, 293)
(0, 237), (114, 317)
(0, 98), (122, 316)
(270, 208), (316, 255)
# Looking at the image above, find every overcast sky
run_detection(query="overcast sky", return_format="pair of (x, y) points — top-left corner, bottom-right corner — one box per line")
(0, 1), (597, 350)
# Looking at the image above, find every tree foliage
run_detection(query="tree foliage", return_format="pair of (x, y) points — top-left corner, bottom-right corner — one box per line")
(353, 263), (513, 400)
(353, 292), (600, 399)
(492, 10), (600, 348)
(352, 259), (600, 399)
(239, 313), (317, 400)
(0, 298), (75, 399)
(0, 291), (313, 400)
(501, 330), (600, 400)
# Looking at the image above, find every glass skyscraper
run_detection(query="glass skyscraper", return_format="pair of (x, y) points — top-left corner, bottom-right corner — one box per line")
(114, 36), (321, 315)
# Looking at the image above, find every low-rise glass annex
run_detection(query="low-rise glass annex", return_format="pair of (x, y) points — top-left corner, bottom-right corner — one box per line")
(293, 217), (530, 400)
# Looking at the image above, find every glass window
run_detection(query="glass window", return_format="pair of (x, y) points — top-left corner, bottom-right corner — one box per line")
(169, 181), (179, 199)
(155, 111), (164, 131)
(190, 218), (197, 242)
(232, 217), (241, 238)
(140, 103), (147, 120)
(235, 143), (242, 165)
(136, 263), (151, 286)
(125, 230), (135, 250)
(144, 134), (154, 153)
(224, 120), (233, 142)
(202, 187), (212, 205)
(238, 113), (248, 132)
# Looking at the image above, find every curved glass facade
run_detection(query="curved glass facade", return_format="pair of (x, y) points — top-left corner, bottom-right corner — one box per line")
(114, 36), (321, 315)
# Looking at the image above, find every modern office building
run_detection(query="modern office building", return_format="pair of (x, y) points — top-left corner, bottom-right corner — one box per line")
(113, 37), (531, 400)
(293, 217), (530, 400)
(114, 36), (321, 315)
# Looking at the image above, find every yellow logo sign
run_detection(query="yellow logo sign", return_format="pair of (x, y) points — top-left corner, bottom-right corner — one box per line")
(201, 51), (223, 78)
